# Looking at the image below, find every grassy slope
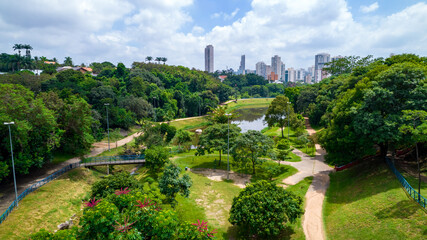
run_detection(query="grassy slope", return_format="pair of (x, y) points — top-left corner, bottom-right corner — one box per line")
(169, 116), (210, 131)
(0, 168), (100, 239)
(324, 160), (427, 240)
(225, 98), (274, 112)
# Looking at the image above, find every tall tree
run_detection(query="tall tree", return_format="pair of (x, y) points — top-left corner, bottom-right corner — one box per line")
(196, 123), (241, 166)
(145, 56), (153, 63)
(161, 57), (167, 65)
(13, 44), (23, 56)
(231, 130), (274, 174)
(264, 95), (294, 138)
(63, 56), (73, 66)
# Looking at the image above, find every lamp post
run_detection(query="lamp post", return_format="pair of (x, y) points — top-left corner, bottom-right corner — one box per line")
(4, 122), (18, 207)
(226, 113), (232, 180)
(287, 102), (291, 140)
(104, 103), (110, 151)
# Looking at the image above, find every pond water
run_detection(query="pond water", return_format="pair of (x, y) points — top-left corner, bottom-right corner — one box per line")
(231, 107), (268, 133)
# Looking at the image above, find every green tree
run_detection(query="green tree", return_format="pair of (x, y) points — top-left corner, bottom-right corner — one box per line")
(231, 130), (274, 174)
(276, 139), (293, 165)
(159, 164), (192, 206)
(172, 129), (192, 151)
(229, 180), (303, 238)
(145, 56), (153, 63)
(145, 146), (170, 171)
(64, 56), (73, 66)
(399, 110), (427, 201)
(196, 123), (241, 166)
(264, 95), (294, 138)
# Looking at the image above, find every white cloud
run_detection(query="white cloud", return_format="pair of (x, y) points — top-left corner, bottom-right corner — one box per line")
(211, 8), (240, 20)
(360, 2), (379, 13)
(0, 0), (426, 71)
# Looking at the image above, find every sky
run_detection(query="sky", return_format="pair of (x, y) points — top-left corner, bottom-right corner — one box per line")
(0, 0), (426, 71)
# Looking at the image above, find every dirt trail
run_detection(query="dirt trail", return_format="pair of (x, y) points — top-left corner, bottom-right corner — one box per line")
(280, 117), (333, 240)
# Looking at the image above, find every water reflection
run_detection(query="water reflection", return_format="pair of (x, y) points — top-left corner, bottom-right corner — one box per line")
(231, 107), (268, 133)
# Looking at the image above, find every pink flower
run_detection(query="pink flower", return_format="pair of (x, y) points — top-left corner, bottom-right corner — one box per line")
(113, 216), (135, 233)
(136, 198), (161, 211)
(84, 198), (101, 207)
(115, 187), (131, 195)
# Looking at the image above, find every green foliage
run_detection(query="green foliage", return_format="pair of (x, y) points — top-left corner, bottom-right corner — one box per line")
(145, 146), (170, 171)
(196, 123), (241, 166)
(78, 200), (120, 239)
(264, 95), (294, 138)
(231, 130), (274, 174)
(172, 129), (192, 151)
(90, 172), (141, 198)
(159, 164), (192, 205)
(229, 180), (303, 238)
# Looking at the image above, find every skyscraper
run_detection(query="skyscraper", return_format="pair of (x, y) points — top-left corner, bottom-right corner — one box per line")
(256, 61), (267, 79)
(238, 55), (245, 75)
(205, 45), (214, 73)
(314, 53), (330, 82)
(271, 55), (282, 80)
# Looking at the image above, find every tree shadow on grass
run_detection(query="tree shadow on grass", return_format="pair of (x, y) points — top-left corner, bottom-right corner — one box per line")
(375, 200), (420, 219)
(228, 224), (296, 240)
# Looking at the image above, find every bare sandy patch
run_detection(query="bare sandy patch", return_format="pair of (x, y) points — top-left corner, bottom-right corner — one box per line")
(190, 168), (251, 188)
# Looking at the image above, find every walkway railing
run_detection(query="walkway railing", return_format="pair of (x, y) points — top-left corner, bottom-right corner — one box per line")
(385, 157), (426, 209)
(0, 155), (145, 225)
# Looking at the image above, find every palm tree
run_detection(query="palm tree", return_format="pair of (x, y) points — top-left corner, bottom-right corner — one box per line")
(22, 44), (33, 58)
(145, 56), (153, 63)
(52, 57), (58, 64)
(64, 57), (73, 66)
(13, 44), (23, 56)
(155, 57), (161, 64)
(161, 57), (167, 65)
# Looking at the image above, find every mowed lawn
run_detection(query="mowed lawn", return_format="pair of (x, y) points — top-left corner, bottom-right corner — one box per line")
(226, 98), (273, 112)
(324, 160), (427, 240)
(0, 168), (100, 239)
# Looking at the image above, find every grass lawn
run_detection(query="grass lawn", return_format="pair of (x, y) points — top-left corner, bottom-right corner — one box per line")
(169, 116), (210, 131)
(262, 127), (316, 157)
(0, 168), (100, 240)
(226, 98), (273, 112)
(324, 160), (427, 240)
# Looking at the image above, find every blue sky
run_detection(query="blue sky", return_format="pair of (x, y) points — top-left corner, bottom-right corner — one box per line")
(0, 0), (426, 71)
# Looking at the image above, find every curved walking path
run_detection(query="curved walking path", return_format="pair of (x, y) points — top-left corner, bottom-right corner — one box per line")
(280, 118), (333, 240)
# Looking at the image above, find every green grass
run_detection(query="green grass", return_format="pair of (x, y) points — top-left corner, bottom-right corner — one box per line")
(0, 168), (100, 239)
(169, 116), (210, 131)
(226, 98), (273, 112)
(324, 160), (427, 240)
(262, 126), (316, 157)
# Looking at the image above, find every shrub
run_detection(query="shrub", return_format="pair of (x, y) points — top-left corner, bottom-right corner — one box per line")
(90, 172), (141, 198)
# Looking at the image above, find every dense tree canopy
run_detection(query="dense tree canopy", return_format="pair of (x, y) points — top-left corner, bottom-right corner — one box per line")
(229, 180), (303, 238)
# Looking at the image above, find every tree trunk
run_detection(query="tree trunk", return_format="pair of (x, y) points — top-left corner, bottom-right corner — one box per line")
(379, 142), (388, 159)
(281, 126), (284, 138)
(252, 160), (256, 175)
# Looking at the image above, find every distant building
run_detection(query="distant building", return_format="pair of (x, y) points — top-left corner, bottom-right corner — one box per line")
(205, 45), (214, 73)
(44, 61), (57, 65)
(287, 68), (296, 82)
(245, 69), (255, 74)
(271, 55), (282, 80)
(256, 61), (267, 79)
(296, 68), (306, 81)
(314, 53), (330, 82)
(331, 55), (344, 62)
(268, 71), (278, 82)
(266, 65), (272, 79)
(56, 66), (93, 74)
(238, 55), (245, 75)
(280, 63), (286, 80)
(218, 75), (227, 82)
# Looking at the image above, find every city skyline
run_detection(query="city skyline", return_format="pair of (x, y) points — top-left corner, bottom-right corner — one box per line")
(0, 1), (426, 70)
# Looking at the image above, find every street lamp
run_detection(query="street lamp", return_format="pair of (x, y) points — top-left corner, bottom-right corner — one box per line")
(4, 122), (18, 207)
(287, 102), (291, 140)
(226, 113), (232, 180)
(104, 103), (110, 151)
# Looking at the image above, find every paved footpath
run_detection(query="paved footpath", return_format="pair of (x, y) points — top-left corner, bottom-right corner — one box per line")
(280, 118), (333, 240)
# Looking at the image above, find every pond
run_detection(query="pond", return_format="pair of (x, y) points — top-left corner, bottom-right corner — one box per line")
(231, 107), (268, 133)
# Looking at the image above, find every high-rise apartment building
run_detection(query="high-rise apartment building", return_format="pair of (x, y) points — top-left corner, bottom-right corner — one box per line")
(314, 53), (330, 82)
(271, 55), (282, 80)
(205, 45), (214, 73)
(288, 68), (296, 82)
(280, 63), (286, 81)
(256, 61), (267, 79)
(238, 55), (246, 75)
